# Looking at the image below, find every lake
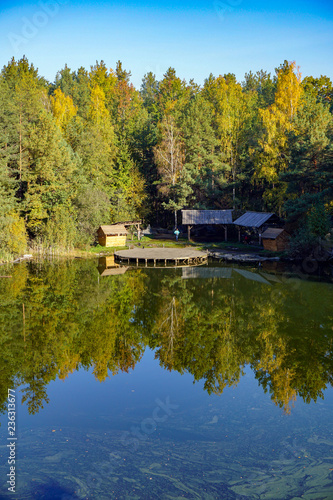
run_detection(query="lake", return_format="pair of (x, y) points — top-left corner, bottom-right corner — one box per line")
(0, 258), (332, 499)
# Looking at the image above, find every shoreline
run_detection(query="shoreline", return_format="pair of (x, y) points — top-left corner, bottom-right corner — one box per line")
(1, 241), (332, 267)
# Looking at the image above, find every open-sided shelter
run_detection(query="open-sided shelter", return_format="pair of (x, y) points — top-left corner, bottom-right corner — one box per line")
(233, 212), (280, 244)
(261, 228), (289, 252)
(181, 210), (233, 240)
(97, 224), (128, 247)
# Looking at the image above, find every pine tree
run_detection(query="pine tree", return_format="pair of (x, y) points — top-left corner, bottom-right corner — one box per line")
(180, 94), (224, 208)
(283, 92), (333, 221)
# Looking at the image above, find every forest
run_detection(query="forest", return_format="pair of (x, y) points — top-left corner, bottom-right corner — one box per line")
(0, 56), (332, 259)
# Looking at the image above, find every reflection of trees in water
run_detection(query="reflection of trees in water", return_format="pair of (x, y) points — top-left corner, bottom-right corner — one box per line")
(0, 261), (332, 417)
(155, 295), (179, 369)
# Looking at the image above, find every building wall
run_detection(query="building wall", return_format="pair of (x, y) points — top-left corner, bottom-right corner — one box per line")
(263, 234), (289, 252)
(276, 237), (289, 252)
(98, 235), (107, 246)
(263, 239), (278, 251)
(99, 256), (117, 267)
(104, 235), (127, 247)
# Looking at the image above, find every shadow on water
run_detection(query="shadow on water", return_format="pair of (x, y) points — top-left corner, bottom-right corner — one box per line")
(0, 480), (80, 500)
(30, 481), (79, 500)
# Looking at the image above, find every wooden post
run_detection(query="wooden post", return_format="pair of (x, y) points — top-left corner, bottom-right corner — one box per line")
(224, 225), (227, 242)
(238, 227), (241, 242)
(187, 225), (192, 241)
(259, 229), (262, 246)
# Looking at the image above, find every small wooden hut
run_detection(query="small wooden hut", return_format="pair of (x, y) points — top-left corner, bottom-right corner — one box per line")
(97, 225), (128, 247)
(261, 228), (289, 252)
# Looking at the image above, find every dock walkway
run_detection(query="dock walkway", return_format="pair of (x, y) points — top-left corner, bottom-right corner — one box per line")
(114, 247), (208, 267)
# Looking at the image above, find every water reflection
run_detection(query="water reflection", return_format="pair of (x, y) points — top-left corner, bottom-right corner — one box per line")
(0, 259), (332, 418)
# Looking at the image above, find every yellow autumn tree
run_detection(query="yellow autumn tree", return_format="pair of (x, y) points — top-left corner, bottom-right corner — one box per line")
(252, 61), (303, 213)
(50, 88), (77, 132)
(89, 85), (109, 124)
(88, 84), (116, 145)
(205, 74), (254, 208)
(256, 61), (303, 183)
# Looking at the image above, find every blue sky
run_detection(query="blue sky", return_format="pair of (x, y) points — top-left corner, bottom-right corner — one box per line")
(0, 0), (332, 88)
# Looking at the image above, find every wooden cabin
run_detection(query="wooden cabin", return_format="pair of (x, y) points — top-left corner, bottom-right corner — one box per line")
(97, 225), (128, 247)
(262, 228), (289, 252)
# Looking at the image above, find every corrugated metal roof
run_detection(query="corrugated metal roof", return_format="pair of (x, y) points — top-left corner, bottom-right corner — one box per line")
(98, 225), (128, 234)
(182, 210), (233, 225)
(261, 228), (286, 239)
(233, 212), (275, 228)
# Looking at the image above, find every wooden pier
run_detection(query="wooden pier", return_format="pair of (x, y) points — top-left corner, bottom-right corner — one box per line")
(114, 248), (208, 267)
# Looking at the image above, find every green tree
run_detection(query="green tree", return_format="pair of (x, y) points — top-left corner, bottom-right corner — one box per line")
(283, 92), (333, 221)
(180, 94), (224, 208)
(23, 111), (79, 242)
(140, 72), (160, 121)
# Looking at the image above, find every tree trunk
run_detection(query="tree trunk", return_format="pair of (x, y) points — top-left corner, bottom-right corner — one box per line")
(19, 112), (22, 181)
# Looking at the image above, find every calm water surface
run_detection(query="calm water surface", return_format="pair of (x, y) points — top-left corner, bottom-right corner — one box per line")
(0, 258), (332, 499)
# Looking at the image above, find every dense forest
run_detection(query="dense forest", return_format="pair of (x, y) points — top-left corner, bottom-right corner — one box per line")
(0, 56), (332, 258)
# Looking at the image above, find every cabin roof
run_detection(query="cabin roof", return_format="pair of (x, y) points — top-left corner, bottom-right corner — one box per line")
(233, 211), (276, 228)
(98, 224), (128, 235)
(181, 210), (233, 225)
(261, 227), (286, 239)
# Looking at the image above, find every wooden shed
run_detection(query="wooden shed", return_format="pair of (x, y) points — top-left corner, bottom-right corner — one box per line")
(262, 228), (289, 252)
(97, 225), (128, 247)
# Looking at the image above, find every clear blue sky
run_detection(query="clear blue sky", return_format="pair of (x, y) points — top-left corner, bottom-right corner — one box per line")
(0, 0), (332, 88)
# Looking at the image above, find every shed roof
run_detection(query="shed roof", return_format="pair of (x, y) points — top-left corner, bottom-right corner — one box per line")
(233, 212), (275, 228)
(261, 228), (286, 240)
(182, 210), (233, 225)
(98, 224), (128, 235)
